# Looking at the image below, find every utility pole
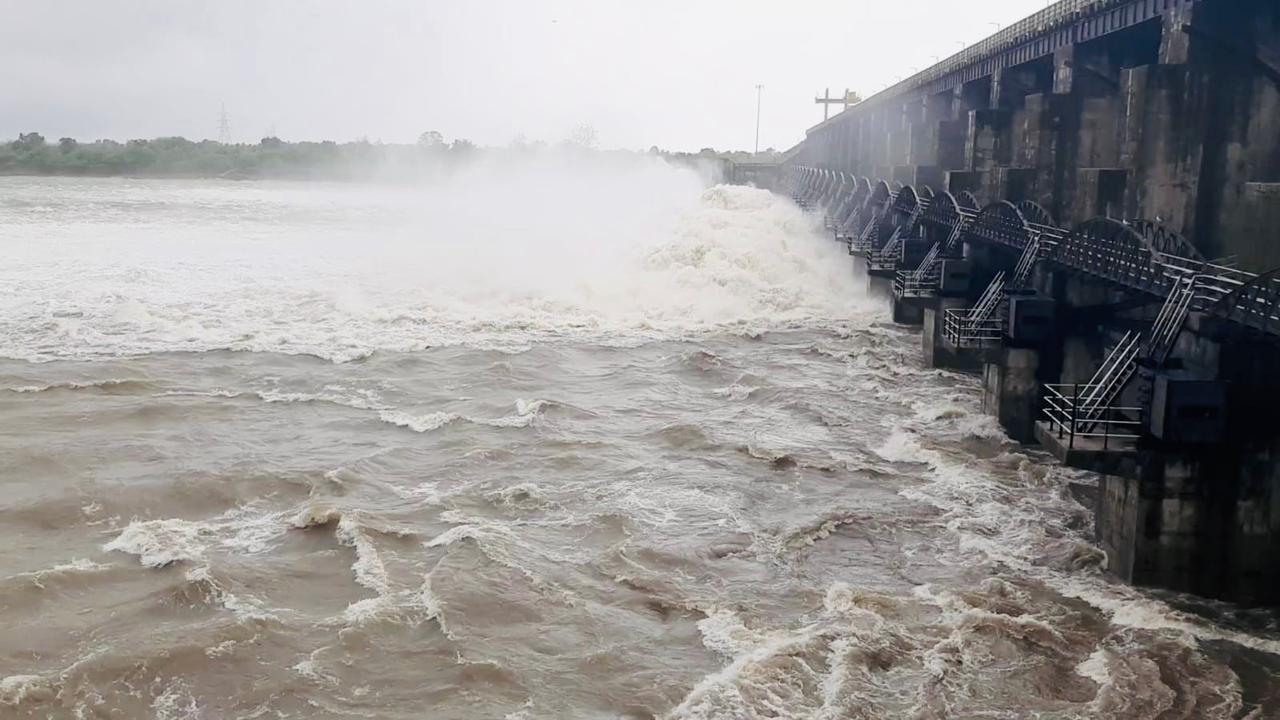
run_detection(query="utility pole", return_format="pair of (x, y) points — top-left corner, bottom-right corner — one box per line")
(217, 105), (232, 144)
(754, 84), (763, 155)
(815, 88), (861, 121)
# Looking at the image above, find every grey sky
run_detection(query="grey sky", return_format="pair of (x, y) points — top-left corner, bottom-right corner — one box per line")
(2, 0), (1047, 151)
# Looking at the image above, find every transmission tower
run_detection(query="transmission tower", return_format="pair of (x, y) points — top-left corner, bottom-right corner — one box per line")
(217, 105), (232, 144)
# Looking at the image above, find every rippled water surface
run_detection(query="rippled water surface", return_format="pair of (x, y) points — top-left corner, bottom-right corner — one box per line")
(1, 169), (1278, 719)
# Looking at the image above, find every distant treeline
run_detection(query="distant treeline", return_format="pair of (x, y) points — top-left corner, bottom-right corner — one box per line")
(0, 131), (782, 181)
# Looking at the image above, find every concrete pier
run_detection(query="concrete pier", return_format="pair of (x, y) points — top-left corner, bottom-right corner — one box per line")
(981, 347), (1041, 443)
(922, 298), (982, 372)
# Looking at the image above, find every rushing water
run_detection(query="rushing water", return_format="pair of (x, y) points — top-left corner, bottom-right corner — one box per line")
(1, 165), (1278, 719)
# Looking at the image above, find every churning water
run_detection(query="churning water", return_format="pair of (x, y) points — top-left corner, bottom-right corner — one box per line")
(1, 160), (1277, 719)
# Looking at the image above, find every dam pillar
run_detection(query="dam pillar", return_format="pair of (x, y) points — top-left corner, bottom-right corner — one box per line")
(923, 296), (979, 372)
(891, 294), (924, 326)
(1099, 440), (1280, 606)
(866, 272), (892, 303)
(981, 346), (1041, 443)
(1093, 316), (1280, 605)
(934, 89), (968, 182)
(904, 95), (948, 192)
(982, 294), (1061, 443)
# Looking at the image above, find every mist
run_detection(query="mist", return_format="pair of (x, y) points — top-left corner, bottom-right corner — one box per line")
(0, 152), (864, 362)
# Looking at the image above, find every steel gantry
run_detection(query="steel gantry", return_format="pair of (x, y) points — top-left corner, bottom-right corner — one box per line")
(783, 164), (1280, 339)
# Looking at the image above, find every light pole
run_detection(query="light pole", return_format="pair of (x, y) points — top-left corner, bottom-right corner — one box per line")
(754, 84), (764, 155)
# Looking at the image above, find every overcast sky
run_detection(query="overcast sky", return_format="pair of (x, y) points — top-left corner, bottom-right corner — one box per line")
(2, 0), (1048, 151)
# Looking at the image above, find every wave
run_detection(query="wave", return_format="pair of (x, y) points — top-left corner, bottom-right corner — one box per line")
(4, 558), (114, 590)
(103, 504), (296, 568)
(378, 398), (552, 433)
(180, 565), (277, 622)
(2, 378), (152, 394)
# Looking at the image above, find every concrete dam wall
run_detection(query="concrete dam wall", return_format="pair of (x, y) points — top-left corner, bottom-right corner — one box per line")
(789, 0), (1280, 272)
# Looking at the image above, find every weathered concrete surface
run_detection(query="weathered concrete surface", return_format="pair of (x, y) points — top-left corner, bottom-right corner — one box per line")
(790, 0), (1280, 273)
(922, 298), (983, 372)
(1034, 421), (1139, 478)
(866, 274), (893, 304)
(890, 295), (924, 325)
(981, 346), (1041, 442)
(1096, 447), (1280, 606)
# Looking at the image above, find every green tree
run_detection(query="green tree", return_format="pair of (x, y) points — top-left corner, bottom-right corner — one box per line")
(12, 132), (46, 151)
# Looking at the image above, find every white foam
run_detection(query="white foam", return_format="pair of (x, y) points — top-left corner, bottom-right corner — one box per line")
(378, 410), (460, 433)
(893, 417), (1280, 659)
(184, 565), (276, 621)
(104, 505), (292, 568)
(103, 518), (208, 567)
(1075, 647), (1111, 686)
(379, 398), (552, 433)
(151, 680), (202, 720)
(0, 675), (51, 706)
(257, 387), (388, 410)
(334, 517), (390, 595)
(712, 383), (757, 401)
(0, 161), (869, 363)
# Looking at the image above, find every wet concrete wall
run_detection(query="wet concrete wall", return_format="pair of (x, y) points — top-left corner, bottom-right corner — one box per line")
(792, 0), (1280, 272)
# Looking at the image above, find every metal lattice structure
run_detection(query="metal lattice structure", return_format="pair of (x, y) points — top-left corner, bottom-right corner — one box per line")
(891, 185), (920, 219)
(921, 191), (962, 230)
(1050, 217), (1173, 294)
(835, 179), (874, 239)
(1209, 268), (1280, 336)
(1016, 201), (1055, 229)
(1130, 219), (1206, 262)
(784, 166), (1280, 341)
(967, 202), (1033, 251)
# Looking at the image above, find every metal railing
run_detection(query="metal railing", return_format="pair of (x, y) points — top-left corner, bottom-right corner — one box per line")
(943, 271), (1007, 347)
(894, 242), (944, 298)
(1010, 232), (1045, 290)
(942, 214), (974, 253)
(869, 202), (928, 271)
(1077, 332), (1141, 432)
(832, 0), (1161, 113)
(1042, 382), (1142, 451)
(1146, 274), (1202, 365)
(894, 266), (942, 298)
(868, 227), (905, 272)
(835, 207), (863, 241)
(850, 215), (880, 255)
(944, 307), (1004, 346)
(825, 195), (855, 231)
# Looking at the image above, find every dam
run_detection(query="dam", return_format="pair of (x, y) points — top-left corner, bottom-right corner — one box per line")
(770, 0), (1280, 605)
